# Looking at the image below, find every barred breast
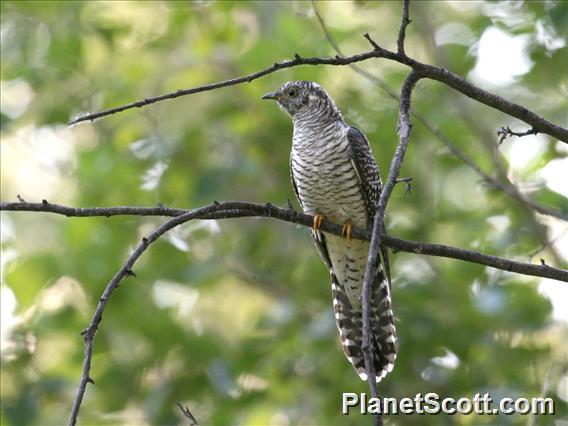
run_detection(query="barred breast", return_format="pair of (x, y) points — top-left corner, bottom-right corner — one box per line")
(291, 122), (370, 309)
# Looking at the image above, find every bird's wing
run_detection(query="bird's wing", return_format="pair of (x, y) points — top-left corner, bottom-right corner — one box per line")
(290, 155), (333, 271)
(346, 126), (382, 220)
(345, 125), (397, 381)
(346, 125), (392, 286)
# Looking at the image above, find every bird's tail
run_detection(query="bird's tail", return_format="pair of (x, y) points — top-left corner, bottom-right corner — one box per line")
(331, 271), (397, 382)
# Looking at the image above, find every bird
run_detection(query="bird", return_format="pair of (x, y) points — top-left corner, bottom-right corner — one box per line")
(262, 81), (397, 382)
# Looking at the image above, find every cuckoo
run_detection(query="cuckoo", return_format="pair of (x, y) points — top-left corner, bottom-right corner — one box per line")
(262, 81), (397, 382)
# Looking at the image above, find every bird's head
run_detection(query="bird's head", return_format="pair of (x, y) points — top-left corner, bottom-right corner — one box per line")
(262, 81), (341, 120)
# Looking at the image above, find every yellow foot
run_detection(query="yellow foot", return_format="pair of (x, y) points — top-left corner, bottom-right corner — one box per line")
(313, 214), (324, 232)
(341, 221), (353, 241)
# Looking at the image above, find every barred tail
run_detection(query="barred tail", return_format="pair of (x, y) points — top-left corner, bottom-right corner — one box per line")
(331, 271), (397, 382)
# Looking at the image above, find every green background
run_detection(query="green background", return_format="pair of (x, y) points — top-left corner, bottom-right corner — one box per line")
(1, 1), (566, 425)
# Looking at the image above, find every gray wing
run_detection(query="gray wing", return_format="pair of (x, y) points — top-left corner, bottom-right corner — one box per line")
(346, 126), (382, 220)
(346, 126), (391, 285)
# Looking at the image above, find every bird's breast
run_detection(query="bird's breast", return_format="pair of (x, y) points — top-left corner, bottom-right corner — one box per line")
(291, 131), (368, 228)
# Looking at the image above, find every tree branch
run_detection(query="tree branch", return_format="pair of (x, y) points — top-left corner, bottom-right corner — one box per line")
(497, 126), (538, 144)
(2, 200), (566, 282)
(397, 0), (411, 56)
(2, 198), (186, 217)
(311, 5), (567, 222)
(67, 30), (568, 144)
(177, 402), (199, 426)
(360, 69), (422, 414)
(2, 197), (565, 423)
(437, 132), (568, 221)
(66, 203), (225, 426)
(67, 48), (397, 126)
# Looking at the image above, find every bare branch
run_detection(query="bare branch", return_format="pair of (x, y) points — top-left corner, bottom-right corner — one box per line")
(363, 32), (381, 51)
(497, 126), (538, 144)
(177, 402), (199, 426)
(361, 69), (422, 402)
(397, 0), (412, 56)
(311, 7), (567, 221)
(388, 236), (567, 281)
(395, 177), (413, 194)
(2, 200), (566, 282)
(415, 115), (568, 221)
(68, 48), (397, 126)
(67, 28), (568, 144)
(405, 60), (568, 143)
(2, 198), (186, 217)
(0, 198), (561, 422)
(67, 204), (224, 426)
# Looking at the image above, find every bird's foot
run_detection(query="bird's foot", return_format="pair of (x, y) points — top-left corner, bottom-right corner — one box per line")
(341, 221), (352, 241)
(313, 214), (324, 232)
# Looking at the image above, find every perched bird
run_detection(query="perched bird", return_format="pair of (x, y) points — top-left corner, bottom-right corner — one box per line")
(262, 81), (397, 382)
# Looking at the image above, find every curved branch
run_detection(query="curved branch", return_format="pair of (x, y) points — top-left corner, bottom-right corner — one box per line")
(2, 200), (566, 282)
(67, 48), (395, 126)
(68, 30), (567, 144)
(67, 203), (223, 426)
(402, 58), (568, 143)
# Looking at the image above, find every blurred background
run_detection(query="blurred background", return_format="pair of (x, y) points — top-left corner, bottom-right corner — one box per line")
(1, 1), (567, 425)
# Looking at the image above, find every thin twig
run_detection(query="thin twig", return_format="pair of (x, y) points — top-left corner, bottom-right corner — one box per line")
(1, 200), (186, 217)
(2, 200), (566, 282)
(177, 402), (199, 426)
(528, 228), (568, 261)
(529, 362), (554, 426)
(395, 177), (413, 194)
(397, 0), (412, 56)
(497, 126), (538, 144)
(415, 115), (568, 221)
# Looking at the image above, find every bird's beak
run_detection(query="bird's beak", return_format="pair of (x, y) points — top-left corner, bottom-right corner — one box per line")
(261, 92), (277, 100)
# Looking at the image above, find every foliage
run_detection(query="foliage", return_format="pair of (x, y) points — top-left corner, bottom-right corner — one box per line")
(1, 1), (567, 425)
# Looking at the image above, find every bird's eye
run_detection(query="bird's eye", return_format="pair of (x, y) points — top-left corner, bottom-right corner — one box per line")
(287, 88), (298, 98)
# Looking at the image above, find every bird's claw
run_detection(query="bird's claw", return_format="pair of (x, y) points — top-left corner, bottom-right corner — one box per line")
(341, 221), (352, 241)
(313, 214), (324, 232)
